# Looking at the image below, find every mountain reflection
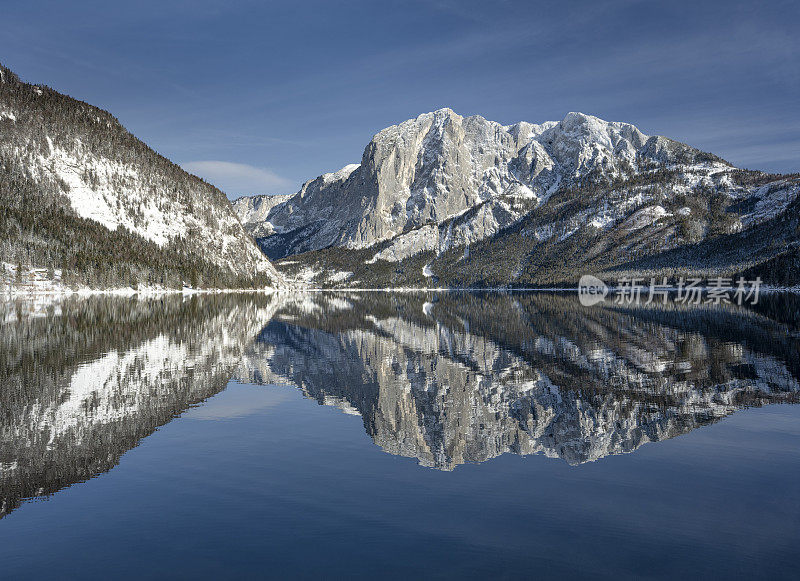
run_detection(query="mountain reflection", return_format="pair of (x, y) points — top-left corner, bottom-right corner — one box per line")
(0, 294), (281, 518)
(239, 292), (800, 469)
(1, 292), (799, 517)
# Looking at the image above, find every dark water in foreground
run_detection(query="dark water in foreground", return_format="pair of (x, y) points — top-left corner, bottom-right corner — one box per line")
(1, 292), (799, 579)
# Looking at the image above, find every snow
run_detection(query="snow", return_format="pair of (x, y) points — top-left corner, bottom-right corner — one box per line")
(588, 212), (616, 229)
(232, 107), (797, 275)
(327, 270), (353, 283)
(21, 136), (279, 280)
(322, 163), (360, 184)
(623, 205), (671, 230)
(44, 139), (127, 234)
(368, 225), (438, 263)
(0, 261), (280, 297)
(741, 181), (800, 227)
(232, 193), (293, 226)
(1, 262), (65, 295)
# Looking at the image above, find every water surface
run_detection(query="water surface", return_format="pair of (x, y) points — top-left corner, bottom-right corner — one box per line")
(1, 292), (799, 579)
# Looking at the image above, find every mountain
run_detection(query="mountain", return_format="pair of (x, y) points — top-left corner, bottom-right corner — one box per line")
(236, 108), (799, 288)
(231, 193), (293, 237)
(0, 63), (282, 291)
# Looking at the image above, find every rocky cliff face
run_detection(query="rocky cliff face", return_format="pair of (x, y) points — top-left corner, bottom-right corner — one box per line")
(252, 108), (681, 257)
(0, 63), (282, 290)
(231, 193), (293, 237)
(238, 108), (798, 287)
(247, 109), (673, 246)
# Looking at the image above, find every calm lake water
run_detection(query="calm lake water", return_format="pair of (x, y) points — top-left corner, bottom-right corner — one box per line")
(1, 291), (799, 579)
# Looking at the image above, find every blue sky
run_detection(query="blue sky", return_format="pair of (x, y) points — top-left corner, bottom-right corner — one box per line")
(2, 0), (798, 197)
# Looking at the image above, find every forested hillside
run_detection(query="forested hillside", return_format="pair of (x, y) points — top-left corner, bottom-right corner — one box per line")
(0, 64), (281, 291)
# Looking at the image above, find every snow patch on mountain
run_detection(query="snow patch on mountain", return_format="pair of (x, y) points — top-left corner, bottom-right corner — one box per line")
(232, 193), (294, 237)
(41, 138), (181, 245)
(740, 180), (800, 227)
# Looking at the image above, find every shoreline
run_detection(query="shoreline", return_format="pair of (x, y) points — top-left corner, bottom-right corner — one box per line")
(284, 285), (800, 294)
(3, 284), (799, 299)
(0, 286), (290, 299)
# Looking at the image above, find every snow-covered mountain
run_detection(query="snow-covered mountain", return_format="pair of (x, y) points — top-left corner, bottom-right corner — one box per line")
(231, 193), (293, 237)
(241, 107), (728, 256)
(237, 108), (798, 287)
(0, 63), (282, 290)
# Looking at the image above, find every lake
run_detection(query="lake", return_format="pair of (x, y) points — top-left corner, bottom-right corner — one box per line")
(1, 291), (799, 579)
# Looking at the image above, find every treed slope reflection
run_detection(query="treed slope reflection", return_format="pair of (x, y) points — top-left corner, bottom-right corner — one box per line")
(237, 292), (800, 470)
(0, 294), (281, 518)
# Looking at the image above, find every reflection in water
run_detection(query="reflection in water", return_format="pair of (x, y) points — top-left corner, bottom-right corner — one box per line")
(1, 291), (798, 516)
(0, 294), (280, 518)
(240, 293), (800, 470)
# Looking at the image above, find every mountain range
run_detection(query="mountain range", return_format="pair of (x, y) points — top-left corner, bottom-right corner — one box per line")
(2, 61), (798, 292)
(236, 108), (799, 288)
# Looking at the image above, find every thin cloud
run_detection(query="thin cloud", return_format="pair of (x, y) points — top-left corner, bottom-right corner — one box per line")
(181, 160), (295, 197)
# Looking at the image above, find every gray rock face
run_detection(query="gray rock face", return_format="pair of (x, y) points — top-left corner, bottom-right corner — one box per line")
(248, 108), (730, 261)
(232, 194), (293, 237)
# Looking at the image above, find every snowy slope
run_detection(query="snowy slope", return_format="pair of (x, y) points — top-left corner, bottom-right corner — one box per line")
(0, 63), (282, 288)
(231, 193), (294, 237)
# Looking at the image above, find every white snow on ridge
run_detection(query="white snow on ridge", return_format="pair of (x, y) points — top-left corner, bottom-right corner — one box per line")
(20, 137), (278, 279)
(322, 163), (360, 184)
(327, 270), (353, 283)
(42, 137), (181, 246)
(741, 181), (800, 227)
(624, 205), (671, 231)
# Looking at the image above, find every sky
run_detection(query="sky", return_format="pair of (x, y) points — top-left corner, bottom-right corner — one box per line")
(1, 0), (798, 198)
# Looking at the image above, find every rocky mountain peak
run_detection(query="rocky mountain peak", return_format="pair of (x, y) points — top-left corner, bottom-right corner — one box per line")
(242, 108), (762, 271)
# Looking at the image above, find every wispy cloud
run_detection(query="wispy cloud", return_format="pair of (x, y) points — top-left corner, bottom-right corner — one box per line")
(181, 160), (295, 197)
